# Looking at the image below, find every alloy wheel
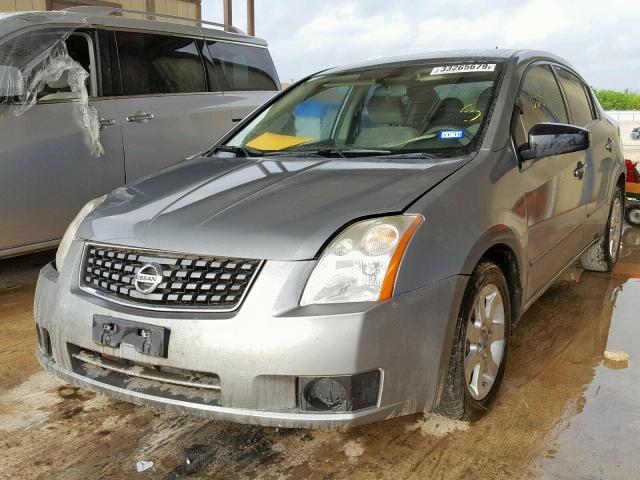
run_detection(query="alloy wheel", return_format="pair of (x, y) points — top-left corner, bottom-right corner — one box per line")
(464, 284), (506, 401)
(609, 196), (623, 260)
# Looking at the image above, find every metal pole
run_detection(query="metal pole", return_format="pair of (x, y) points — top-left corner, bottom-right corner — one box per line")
(247, 0), (255, 36)
(223, 0), (233, 32)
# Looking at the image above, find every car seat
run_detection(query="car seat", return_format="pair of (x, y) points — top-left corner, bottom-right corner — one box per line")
(353, 85), (417, 148)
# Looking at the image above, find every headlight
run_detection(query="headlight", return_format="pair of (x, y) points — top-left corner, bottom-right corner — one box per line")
(55, 195), (106, 271)
(300, 215), (423, 305)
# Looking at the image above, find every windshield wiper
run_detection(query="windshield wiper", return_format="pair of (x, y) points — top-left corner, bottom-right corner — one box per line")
(208, 145), (264, 157)
(309, 148), (392, 158)
(384, 152), (441, 159)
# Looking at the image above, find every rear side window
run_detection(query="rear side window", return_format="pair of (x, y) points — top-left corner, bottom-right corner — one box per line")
(555, 66), (595, 127)
(513, 64), (568, 149)
(204, 41), (278, 92)
(115, 32), (207, 95)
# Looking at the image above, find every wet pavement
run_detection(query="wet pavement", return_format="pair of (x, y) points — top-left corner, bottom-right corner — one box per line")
(1, 228), (640, 480)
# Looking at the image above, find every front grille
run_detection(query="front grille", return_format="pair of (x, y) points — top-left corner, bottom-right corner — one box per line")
(80, 243), (261, 311)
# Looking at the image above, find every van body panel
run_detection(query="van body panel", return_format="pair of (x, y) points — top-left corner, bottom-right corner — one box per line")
(0, 11), (279, 257)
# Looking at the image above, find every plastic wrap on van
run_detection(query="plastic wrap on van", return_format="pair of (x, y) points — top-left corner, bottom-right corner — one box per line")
(0, 15), (103, 156)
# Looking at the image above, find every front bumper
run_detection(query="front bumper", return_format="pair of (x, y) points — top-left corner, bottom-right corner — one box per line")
(34, 241), (467, 428)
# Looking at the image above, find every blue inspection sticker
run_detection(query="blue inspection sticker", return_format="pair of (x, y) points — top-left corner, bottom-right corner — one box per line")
(438, 130), (464, 140)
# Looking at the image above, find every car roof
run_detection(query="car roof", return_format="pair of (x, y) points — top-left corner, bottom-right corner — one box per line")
(0, 7), (268, 47)
(323, 49), (574, 74)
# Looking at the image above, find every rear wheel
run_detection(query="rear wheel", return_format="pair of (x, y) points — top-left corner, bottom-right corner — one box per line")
(626, 205), (640, 227)
(581, 187), (623, 271)
(437, 261), (510, 420)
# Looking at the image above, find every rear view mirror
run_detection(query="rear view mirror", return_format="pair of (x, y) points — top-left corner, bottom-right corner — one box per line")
(520, 123), (589, 161)
(0, 65), (24, 100)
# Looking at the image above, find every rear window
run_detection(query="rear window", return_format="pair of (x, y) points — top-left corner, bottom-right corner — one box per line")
(204, 41), (278, 92)
(115, 32), (207, 96)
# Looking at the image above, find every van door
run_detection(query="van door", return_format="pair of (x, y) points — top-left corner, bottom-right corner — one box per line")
(113, 31), (235, 182)
(514, 64), (587, 299)
(554, 66), (614, 246)
(0, 30), (124, 254)
(203, 40), (280, 125)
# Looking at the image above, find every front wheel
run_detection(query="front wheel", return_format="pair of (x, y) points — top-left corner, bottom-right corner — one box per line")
(581, 187), (624, 271)
(437, 261), (511, 420)
(626, 205), (640, 227)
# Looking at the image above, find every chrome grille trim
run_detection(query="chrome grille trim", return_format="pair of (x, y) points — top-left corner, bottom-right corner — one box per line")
(78, 242), (262, 313)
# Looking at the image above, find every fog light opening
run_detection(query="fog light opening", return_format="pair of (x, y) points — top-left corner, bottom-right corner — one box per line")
(36, 324), (52, 357)
(298, 370), (381, 413)
(308, 377), (349, 410)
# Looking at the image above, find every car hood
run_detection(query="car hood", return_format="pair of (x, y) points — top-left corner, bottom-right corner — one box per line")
(79, 154), (470, 260)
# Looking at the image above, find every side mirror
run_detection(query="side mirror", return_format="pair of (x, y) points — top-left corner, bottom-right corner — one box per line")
(0, 65), (24, 101)
(520, 123), (589, 161)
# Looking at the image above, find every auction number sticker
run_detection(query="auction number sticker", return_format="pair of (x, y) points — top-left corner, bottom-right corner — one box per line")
(431, 63), (496, 75)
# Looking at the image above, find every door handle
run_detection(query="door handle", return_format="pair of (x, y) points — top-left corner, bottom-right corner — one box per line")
(605, 138), (614, 152)
(126, 111), (155, 123)
(98, 117), (116, 129)
(574, 161), (585, 180)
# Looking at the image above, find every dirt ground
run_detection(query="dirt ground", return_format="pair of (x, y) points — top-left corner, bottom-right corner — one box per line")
(1, 228), (640, 480)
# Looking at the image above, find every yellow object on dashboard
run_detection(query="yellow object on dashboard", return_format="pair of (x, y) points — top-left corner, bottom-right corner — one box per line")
(246, 132), (313, 151)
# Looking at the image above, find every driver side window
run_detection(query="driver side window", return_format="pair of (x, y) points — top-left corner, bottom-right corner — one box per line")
(513, 64), (568, 150)
(37, 33), (94, 102)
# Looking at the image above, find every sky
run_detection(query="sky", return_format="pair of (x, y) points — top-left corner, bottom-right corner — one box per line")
(202, 0), (640, 92)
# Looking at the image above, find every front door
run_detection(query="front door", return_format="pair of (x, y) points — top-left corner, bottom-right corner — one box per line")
(514, 64), (588, 299)
(0, 31), (124, 254)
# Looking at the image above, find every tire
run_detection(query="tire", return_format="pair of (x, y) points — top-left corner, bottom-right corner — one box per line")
(437, 260), (511, 421)
(581, 186), (624, 272)
(626, 205), (640, 227)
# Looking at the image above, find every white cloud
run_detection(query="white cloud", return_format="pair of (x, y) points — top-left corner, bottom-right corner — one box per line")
(202, 0), (640, 90)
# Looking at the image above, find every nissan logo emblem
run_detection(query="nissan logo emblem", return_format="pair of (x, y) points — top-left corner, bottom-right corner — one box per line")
(133, 263), (163, 294)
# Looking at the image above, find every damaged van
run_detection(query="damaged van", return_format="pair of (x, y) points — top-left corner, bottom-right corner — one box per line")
(0, 7), (279, 258)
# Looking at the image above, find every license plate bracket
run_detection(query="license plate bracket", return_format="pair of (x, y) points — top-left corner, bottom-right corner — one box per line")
(92, 315), (170, 358)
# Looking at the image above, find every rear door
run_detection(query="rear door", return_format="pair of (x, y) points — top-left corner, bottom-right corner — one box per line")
(514, 63), (587, 298)
(113, 31), (239, 182)
(554, 65), (616, 244)
(203, 39), (279, 126)
(0, 29), (124, 254)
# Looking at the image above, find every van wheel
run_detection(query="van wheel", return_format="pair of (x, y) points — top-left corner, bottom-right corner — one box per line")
(437, 260), (510, 421)
(626, 205), (640, 227)
(581, 187), (624, 272)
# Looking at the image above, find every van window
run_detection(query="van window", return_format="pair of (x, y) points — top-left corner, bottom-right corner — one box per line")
(513, 64), (568, 150)
(36, 33), (93, 101)
(555, 66), (595, 127)
(97, 30), (120, 97)
(204, 41), (279, 92)
(115, 32), (207, 96)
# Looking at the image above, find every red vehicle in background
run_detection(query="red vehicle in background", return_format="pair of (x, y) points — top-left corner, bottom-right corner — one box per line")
(626, 159), (640, 227)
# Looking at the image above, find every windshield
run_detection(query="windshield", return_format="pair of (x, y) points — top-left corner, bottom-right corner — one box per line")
(225, 61), (504, 157)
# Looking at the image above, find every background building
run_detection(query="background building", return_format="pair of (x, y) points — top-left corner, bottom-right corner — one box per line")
(0, 0), (201, 19)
